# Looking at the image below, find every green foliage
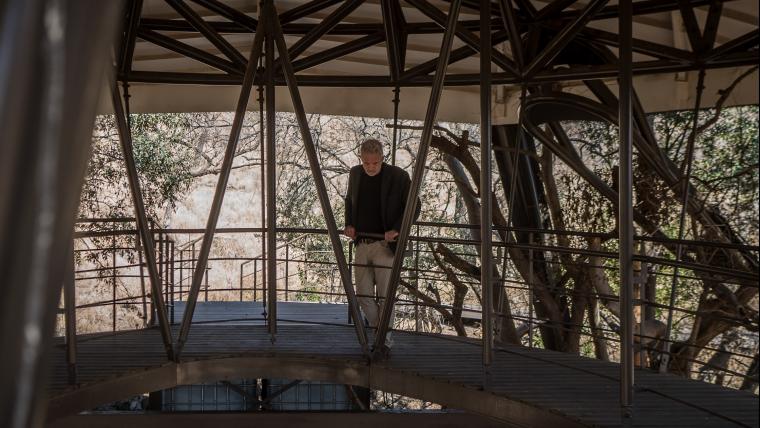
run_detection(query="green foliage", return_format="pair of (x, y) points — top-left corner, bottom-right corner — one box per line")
(81, 113), (195, 222)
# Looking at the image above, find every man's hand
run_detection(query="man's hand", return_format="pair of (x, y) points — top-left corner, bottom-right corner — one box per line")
(344, 225), (356, 239)
(384, 230), (399, 242)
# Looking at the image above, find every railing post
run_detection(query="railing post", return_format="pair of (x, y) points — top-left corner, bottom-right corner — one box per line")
(112, 234), (117, 332)
(179, 248), (184, 302)
(137, 238), (148, 324)
(64, 239), (77, 384)
(285, 243), (290, 301)
(170, 241), (175, 325)
(204, 267), (209, 302)
(528, 232), (534, 348)
(240, 263), (244, 302)
(414, 224), (420, 332)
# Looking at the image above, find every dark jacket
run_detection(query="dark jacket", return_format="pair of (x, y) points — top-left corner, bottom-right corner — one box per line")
(345, 162), (421, 252)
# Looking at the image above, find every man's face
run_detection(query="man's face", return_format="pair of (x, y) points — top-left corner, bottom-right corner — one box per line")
(360, 152), (383, 176)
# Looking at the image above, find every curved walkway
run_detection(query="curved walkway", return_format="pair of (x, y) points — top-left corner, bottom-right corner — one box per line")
(47, 323), (758, 427)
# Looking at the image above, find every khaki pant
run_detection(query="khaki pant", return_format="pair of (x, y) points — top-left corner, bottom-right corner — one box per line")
(354, 240), (395, 346)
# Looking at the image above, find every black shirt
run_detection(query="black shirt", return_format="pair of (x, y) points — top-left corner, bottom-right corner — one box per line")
(354, 169), (384, 236)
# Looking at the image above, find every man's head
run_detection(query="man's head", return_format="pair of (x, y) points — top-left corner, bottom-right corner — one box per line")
(359, 138), (384, 176)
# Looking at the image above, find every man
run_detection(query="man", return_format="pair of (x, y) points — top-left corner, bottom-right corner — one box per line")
(344, 138), (420, 358)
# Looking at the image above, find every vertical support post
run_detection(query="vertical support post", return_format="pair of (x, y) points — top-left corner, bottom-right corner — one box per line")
(204, 267), (209, 302)
(175, 20), (265, 358)
(374, 0), (463, 353)
(268, 0), (369, 354)
(265, 8), (278, 339)
(480, 0), (494, 379)
(137, 239), (147, 323)
(285, 243), (290, 301)
(159, 234), (166, 317)
(240, 263), (244, 301)
(258, 74), (267, 317)
(64, 240), (77, 385)
(391, 86), (400, 166)
(254, 259), (258, 302)
(618, 0), (635, 417)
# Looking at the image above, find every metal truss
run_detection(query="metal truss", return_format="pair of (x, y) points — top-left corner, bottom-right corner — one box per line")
(116, 0), (758, 87)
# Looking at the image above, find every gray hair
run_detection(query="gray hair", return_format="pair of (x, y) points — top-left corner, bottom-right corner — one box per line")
(359, 138), (383, 156)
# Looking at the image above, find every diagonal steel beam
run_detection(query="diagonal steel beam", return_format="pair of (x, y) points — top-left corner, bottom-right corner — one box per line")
(676, 0), (706, 53)
(701, 0), (723, 52)
(401, 30), (508, 80)
(165, 0), (247, 66)
(498, 0), (524, 70)
(119, 0), (144, 76)
(534, 0), (578, 21)
(286, 0), (365, 62)
(557, 0), (729, 22)
(137, 28), (242, 74)
(512, 0), (537, 19)
(280, 0), (343, 25)
(175, 19), (266, 359)
(373, 0), (463, 354)
(523, 0), (609, 77)
(267, 0), (370, 355)
(292, 32), (385, 73)
(190, 0), (257, 31)
(0, 2), (122, 424)
(704, 29), (759, 61)
(381, 0), (404, 81)
(575, 26), (695, 62)
(110, 77), (175, 361)
(408, 0), (519, 77)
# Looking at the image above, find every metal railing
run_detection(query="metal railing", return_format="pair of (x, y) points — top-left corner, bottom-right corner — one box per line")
(59, 218), (759, 391)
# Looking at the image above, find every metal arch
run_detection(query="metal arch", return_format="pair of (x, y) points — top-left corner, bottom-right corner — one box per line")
(45, 356), (585, 428)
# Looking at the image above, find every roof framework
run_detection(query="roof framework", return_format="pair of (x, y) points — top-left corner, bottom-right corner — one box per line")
(0, 1), (757, 427)
(117, 0), (759, 121)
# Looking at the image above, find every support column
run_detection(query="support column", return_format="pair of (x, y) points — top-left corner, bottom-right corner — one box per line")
(175, 20), (266, 358)
(268, 1), (369, 354)
(618, 0), (635, 417)
(264, 4), (278, 339)
(373, 0), (463, 353)
(479, 0), (494, 378)
(0, 1), (121, 425)
(111, 77), (175, 360)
